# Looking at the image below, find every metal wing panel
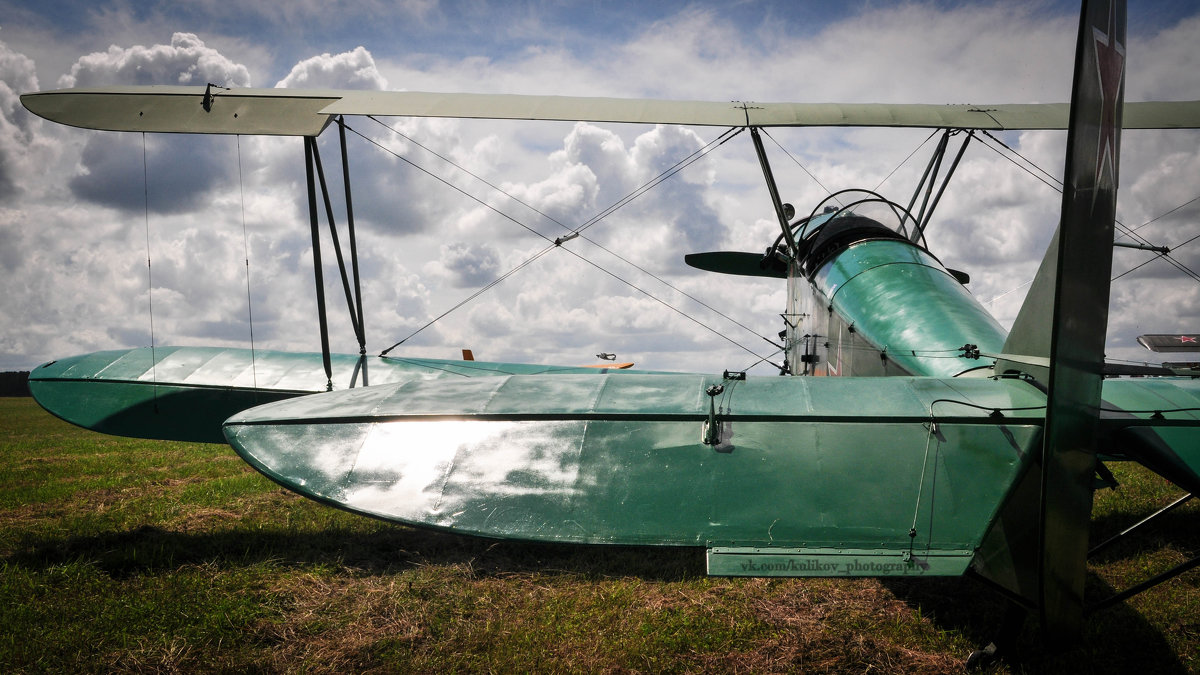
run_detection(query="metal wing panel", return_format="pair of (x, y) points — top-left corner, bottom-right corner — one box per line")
(481, 375), (609, 415)
(226, 415), (1038, 551)
(1099, 377), (1200, 494)
(746, 102), (1063, 129)
(1101, 377), (1200, 415)
(1122, 101), (1200, 129)
(325, 94), (1200, 130)
(28, 346), (664, 443)
(20, 86), (338, 136)
(325, 91), (750, 126)
(25, 86), (1200, 134)
(224, 374), (1044, 576)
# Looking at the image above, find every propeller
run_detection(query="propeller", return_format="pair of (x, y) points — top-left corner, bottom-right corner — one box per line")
(683, 250), (787, 279)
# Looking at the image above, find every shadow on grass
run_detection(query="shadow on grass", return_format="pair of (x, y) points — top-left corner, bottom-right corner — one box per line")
(878, 496), (1198, 674)
(4, 522), (707, 582)
(880, 574), (1190, 674)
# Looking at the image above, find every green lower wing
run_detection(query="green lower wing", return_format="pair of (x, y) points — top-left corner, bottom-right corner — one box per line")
(29, 347), (647, 443)
(1100, 377), (1200, 494)
(224, 373), (1047, 577)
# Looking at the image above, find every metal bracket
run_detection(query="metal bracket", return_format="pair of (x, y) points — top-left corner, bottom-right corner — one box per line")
(200, 83), (227, 113)
(702, 384), (725, 446)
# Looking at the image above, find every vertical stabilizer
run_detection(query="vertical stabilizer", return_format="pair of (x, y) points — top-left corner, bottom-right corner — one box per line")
(990, 0), (1125, 641)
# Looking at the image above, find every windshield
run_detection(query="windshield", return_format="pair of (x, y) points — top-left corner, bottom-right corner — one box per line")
(780, 190), (926, 277)
(795, 190), (920, 245)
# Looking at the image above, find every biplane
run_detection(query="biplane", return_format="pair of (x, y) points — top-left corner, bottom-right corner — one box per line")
(19, 0), (1200, 658)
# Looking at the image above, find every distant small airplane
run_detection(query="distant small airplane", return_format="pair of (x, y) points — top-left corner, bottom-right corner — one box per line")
(1138, 334), (1200, 352)
(18, 0), (1200, 661)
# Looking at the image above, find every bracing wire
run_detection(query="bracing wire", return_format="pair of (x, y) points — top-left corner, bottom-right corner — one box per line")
(141, 133), (158, 397)
(1122, 194), (1200, 237)
(875, 129), (942, 194)
(367, 117), (740, 241)
(983, 278), (1033, 307)
(550, 242), (783, 371)
(978, 130), (1063, 192)
(758, 127), (942, 217)
(737, 345), (785, 373)
(379, 121), (777, 353)
(568, 127), (744, 238)
(352, 121), (779, 363)
(975, 130), (1200, 284)
(1112, 228), (1200, 281)
(381, 245), (558, 353)
(236, 135), (258, 392)
(760, 128), (839, 203)
(910, 418), (938, 550)
(364, 119), (770, 349)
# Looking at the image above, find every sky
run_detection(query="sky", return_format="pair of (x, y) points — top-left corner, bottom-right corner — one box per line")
(1, 0), (1199, 375)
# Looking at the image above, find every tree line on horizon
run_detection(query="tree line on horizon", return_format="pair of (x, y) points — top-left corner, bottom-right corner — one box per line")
(0, 371), (31, 397)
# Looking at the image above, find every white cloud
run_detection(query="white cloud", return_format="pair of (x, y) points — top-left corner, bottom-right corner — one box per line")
(59, 32), (252, 88)
(436, 241), (500, 288)
(275, 46), (387, 90)
(0, 40), (41, 200)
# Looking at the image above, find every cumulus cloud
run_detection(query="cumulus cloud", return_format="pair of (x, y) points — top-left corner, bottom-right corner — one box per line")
(437, 242), (499, 287)
(0, 40), (42, 200)
(53, 34), (252, 213)
(518, 123), (726, 268)
(59, 32), (252, 88)
(276, 46), (387, 90)
(68, 132), (234, 214)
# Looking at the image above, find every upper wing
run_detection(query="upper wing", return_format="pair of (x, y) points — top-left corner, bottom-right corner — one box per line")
(21, 85), (1200, 135)
(21, 86), (342, 136)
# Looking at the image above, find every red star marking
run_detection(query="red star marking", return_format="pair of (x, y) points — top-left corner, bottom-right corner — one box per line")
(1178, 336), (1198, 344)
(1093, 3), (1125, 189)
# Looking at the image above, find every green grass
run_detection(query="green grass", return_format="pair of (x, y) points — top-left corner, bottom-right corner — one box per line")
(1, 397), (1196, 673)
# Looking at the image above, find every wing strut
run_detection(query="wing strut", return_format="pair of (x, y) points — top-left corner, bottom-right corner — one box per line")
(338, 118), (368, 361)
(749, 127), (800, 255)
(302, 120), (370, 390)
(303, 137), (333, 389)
(905, 129), (974, 244)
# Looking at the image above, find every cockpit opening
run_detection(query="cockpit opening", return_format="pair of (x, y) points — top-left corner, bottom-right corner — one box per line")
(779, 190), (925, 277)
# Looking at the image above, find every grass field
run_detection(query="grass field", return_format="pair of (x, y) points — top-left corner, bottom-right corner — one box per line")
(1, 396), (1196, 673)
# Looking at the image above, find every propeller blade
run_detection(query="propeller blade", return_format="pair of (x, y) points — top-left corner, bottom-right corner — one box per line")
(684, 252), (786, 279)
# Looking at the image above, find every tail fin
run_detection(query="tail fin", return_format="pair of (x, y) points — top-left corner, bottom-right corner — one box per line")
(988, 0), (1126, 641)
